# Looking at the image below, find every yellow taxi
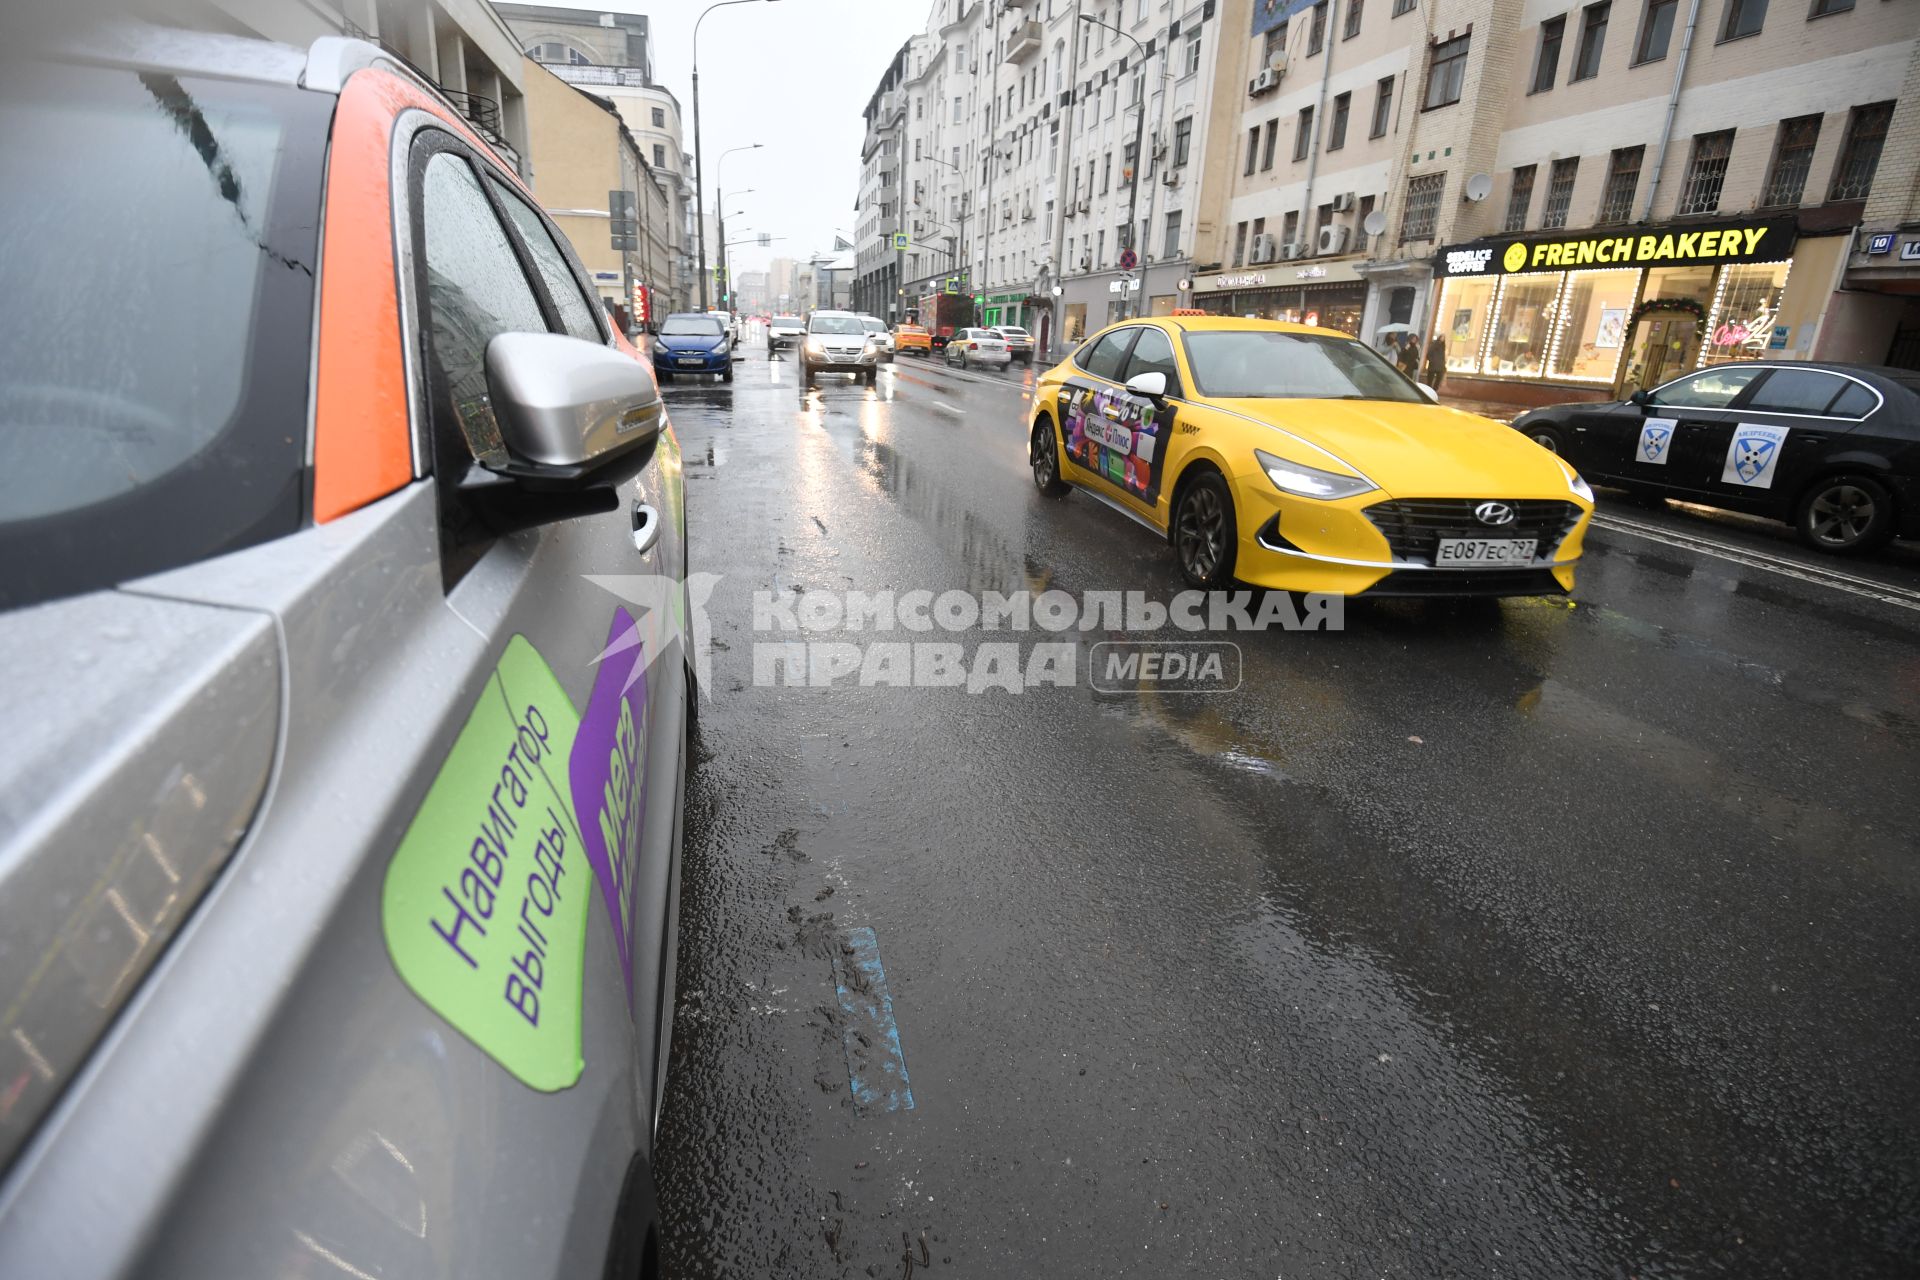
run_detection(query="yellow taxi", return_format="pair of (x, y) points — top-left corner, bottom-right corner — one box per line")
(1028, 316), (1594, 596)
(893, 322), (932, 356)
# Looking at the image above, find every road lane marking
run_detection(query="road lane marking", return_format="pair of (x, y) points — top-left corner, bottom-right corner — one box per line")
(1590, 512), (1920, 612)
(831, 927), (914, 1113)
(930, 401), (965, 416)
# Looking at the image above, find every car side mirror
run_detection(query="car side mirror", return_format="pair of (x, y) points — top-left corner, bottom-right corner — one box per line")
(1417, 382), (1440, 404)
(458, 333), (664, 534)
(1125, 371), (1167, 398)
(1629, 388), (1652, 406)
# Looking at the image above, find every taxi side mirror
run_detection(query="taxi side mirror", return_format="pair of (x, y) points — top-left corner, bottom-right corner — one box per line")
(1125, 371), (1168, 398)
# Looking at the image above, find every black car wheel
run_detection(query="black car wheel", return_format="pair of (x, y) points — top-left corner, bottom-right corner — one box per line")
(722, 363), (734, 384)
(1172, 470), (1238, 589)
(1030, 416), (1070, 497)
(1524, 422), (1566, 455)
(1795, 474), (1894, 554)
(656, 371), (672, 384)
(864, 368), (878, 387)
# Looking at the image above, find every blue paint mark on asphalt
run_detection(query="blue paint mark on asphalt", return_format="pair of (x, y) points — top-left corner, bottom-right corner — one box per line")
(832, 926), (915, 1113)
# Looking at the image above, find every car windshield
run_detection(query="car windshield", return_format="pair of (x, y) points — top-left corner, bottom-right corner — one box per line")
(861, 317), (886, 332)
(999, 328), (1029, 337)
(662, 316), (724, 336)
(0, 62), (328, 608)
(774, 316), (802, 327)
(810, 315), (866, 335)
(1181, 331), (1423, 402)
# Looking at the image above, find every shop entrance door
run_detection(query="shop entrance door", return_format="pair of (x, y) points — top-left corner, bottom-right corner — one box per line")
(1618, 315), (1699, 398)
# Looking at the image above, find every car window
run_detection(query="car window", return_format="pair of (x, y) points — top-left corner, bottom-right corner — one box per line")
(1745, 369), (1850, 415)
(491, 181), (603, 343)
(861, 317), (886, 332)
(1079, 328), (1137, 381)
(660, 315), (723, 336)
(1180, 331), (1422, 401)
(1648, 366), (1764, 409)
(0, 63), (329, 609)
(1828, 381), (1878, 419)
(810, 314), (865, 335)
(1122, 326), (1181, 394)
(421, 150), (551, 468)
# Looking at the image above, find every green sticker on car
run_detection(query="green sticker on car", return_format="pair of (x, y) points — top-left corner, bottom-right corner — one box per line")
(382, 636), (590, 1092)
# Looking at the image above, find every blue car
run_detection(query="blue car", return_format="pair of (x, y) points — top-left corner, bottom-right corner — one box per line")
(651, 312), (733, 382)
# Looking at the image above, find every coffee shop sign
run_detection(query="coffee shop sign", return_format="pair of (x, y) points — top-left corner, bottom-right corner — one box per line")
(1214, 272), (1267, 288)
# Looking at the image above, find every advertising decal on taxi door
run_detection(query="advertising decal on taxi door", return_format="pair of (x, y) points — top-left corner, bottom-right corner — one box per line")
(1060, 382), (1169, 505)
(381, 615), (652, 1090)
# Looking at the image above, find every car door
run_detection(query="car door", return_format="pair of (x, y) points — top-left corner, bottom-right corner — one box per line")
(1106, 324), (1188, 523)
(1628, 365), (1770, 498)
(1056, 326), (1142, 492)
(1675, 367), (1869, 514)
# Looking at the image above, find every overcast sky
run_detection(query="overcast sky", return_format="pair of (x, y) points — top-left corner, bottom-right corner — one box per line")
(517, 0), (926, 278)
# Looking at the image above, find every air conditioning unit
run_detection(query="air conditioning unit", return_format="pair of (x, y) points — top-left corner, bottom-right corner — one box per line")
(1079, 253), (1092, 270)
(1329, 191), (1355, 212)
(1249, 232), (1278, 263)
(1022, 206), (1036, 221)
(1317, 224), (1352, 255)
(1279, 241), (1306, 260)
(1162, 170), (1181, 188)
(1248, 68), (1281, 96)
(1077, 197), (1092, 213)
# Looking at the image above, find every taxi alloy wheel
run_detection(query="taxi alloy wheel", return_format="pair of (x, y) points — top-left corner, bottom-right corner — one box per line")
(1030, 417), (1069, 497)
(1796, 474), (1893, 554)
(1173, 470), (1238, 589)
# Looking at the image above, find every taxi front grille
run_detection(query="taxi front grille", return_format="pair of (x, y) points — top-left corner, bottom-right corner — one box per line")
(1364, 498), (1581, 565)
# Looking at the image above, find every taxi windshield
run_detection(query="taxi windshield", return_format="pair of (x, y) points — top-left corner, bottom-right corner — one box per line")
(1181, 331), (1423, 402)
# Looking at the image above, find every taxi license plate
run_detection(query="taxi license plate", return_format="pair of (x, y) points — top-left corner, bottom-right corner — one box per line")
(1436, 537), (1536, 565)
(676, 357), (704, 366)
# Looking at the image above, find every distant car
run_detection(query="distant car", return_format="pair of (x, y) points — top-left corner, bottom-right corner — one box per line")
(0, 25), (689, 1279)
(705, 308), (740, 345)
(859, 314), (895, 362)
(1511, 361), (1920, 554)
(993, 325), (1035, 366)
(894, 323), (932, 356)
(1027, 317), (1594, 596)
(652, 312), (733, 382)
(945, 327), (1011, 370)
(801, 309), (883, 387)
(768, 314), (805, 350)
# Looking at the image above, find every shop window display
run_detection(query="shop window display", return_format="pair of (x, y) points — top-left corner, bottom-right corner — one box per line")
(1702, 261), (1791, 365)
(1436, 276), (1497, 374)
(1550, 268), (1639, 381)
(1484, 272), (1560, 376)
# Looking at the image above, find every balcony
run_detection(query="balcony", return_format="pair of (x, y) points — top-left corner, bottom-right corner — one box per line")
(547, 64), (651, 89)
(1004, 20), (1042, 62)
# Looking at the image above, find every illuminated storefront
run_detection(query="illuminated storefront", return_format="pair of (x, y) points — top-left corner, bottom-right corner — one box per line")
(1192, 264), (1370, 337)
(1429, 216), (1819, 402)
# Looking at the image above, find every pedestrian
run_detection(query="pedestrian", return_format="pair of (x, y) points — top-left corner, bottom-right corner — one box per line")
(1397, 333), (1420, 380)
(1423, 331), (1447, 391)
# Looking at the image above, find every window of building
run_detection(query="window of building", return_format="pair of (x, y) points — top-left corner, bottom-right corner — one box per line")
(1721, 0), (1768, 40)
(1174, 117), (1193, 166)
(1096, 229), (1105, 266)
(1573, 2), (1610, 79)
(1264, 21), (1289, 61)
(952, 96), (962, 123)
(1761, 114), (1820, 206)
(1345, 0), (1364, 39)
(1633, 0), (1678, 63)
(1424, 34), (1469, 109)
(1532, 16), (1564, 92)
(1541, 157), (1578, 228)
(1485, 272), (1560, 376)
(1598, 146), (1641, 222)
(1185, 28), (1203, 75)
(1308, 1), (1329, 54)
(1163, 210), (1183, 258)
(1829, 101), (1893, 201)
(653, 143), (666, 167)
(1809, 0), (1854, 13)
(1400, 172), (1444, 242)
(1102, 152), (1112, 192)
(649, 106), (666, 128)
(1123, 139), (1139, 177)
(1703, 261), (1792, 364)
(1678, 128), (1734, 213)
(1328, 92), (1351, 150)
(1371, 76), (1394, 137)
(1262, 118), (1280, 169)
(1245, 126), (1259, 176)
(1504, 164), (1536, 231)
(1357, 194), (1376, 239)
(1434, 276), (1497, 374)
(1550, 267), (1640, 381)
(1232, 220), (1249, 266)
(1294, 107), (1314, 160)
(1392, 0), (1416, 15)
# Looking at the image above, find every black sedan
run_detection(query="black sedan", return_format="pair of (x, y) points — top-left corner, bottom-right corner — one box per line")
(1511, 362), (1920, 554)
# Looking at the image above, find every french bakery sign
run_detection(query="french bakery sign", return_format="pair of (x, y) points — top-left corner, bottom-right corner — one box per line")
(1434, 216), (1797, 277)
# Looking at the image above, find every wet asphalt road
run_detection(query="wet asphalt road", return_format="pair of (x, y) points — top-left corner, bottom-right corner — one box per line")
(652, 339), (1920, 1278)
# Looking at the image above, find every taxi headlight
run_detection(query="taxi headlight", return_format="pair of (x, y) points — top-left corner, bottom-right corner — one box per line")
(1559, 460), (1594, 503)
(1254, 449), (1378, 501)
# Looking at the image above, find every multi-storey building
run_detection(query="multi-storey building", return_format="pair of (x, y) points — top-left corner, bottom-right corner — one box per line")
(866, 0), (1251, 356)
(498, 5), (697, 314)
(1201, 0), (1918, 407)
(855, 44), (914, 320)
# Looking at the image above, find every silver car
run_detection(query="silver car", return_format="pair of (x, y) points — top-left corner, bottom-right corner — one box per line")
(0, 25), (690, 1280)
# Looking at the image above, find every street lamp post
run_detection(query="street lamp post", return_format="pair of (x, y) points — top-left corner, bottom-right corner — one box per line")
(1079, 13), (1150, 321)
(710, 151), (759, 310)
(692, 0), (776, 309)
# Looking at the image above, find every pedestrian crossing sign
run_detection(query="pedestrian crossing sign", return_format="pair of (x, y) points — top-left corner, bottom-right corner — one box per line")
(893, 232), (909, 250)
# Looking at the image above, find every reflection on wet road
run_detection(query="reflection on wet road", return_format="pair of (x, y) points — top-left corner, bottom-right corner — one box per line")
(657, 347), (1920, 1278)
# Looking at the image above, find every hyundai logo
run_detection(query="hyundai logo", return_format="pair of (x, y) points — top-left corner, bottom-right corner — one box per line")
(1474, 501), (1517, 527)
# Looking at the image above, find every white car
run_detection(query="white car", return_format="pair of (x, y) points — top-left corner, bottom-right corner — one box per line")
(858, 314), (895, 362)
(992, 325), (1035, 366)
(768, 314), (805, 350)
(944, 326), (1011, 369)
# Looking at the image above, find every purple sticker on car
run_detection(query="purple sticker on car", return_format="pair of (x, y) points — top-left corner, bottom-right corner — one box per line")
(569, 608), (650, 1008)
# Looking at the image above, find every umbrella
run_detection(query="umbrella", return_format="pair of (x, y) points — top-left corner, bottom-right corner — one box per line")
(1374, 323), (1416, 334)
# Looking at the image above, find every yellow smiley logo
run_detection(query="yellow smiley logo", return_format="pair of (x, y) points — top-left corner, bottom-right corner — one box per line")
(1503, 243), (1529, 272)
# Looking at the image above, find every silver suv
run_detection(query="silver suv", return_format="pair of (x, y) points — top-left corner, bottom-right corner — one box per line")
(800, 310), (883, 387)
